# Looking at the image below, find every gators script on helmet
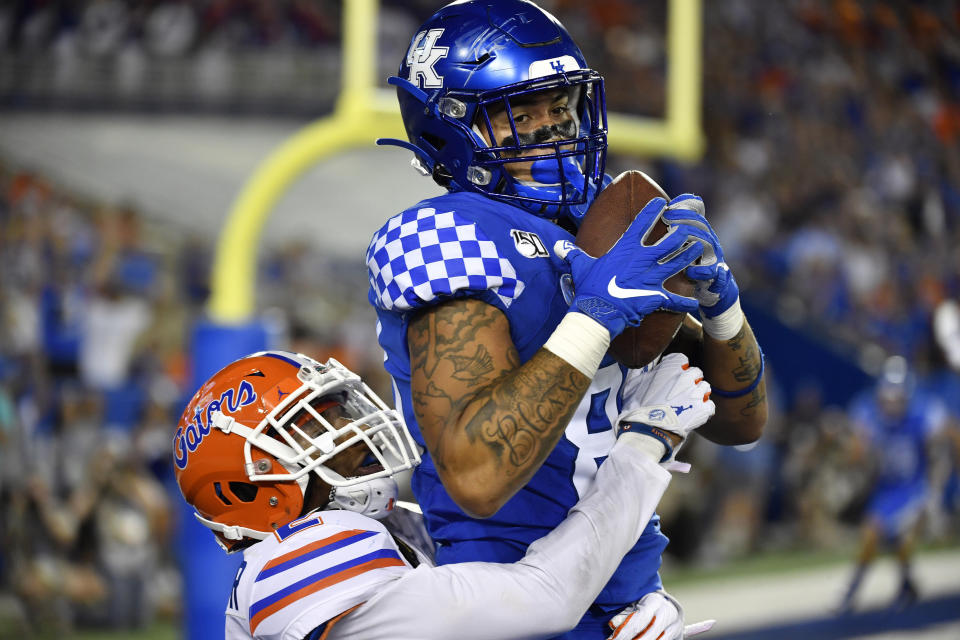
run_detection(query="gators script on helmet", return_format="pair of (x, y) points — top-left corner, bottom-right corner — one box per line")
(173, 351), (421, 552)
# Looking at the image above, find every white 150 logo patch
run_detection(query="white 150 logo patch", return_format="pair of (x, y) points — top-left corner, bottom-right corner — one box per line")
(407, 29), (449, 89)
(511, 229), (549, 258)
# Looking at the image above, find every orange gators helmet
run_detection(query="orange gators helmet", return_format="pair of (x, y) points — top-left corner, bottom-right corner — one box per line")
(173, 351), (420, 552)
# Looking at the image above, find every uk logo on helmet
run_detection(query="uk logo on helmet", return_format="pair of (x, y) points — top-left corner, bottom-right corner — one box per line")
(528, 55), (581, 79)
(406, 28), (448, 89)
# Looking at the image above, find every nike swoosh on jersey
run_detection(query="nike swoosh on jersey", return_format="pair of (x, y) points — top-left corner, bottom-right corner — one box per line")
(607, 277), (668, 299)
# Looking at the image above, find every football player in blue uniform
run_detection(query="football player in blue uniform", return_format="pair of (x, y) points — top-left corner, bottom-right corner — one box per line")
(838, 356), (947, 613)
(367, 2), (768, 637)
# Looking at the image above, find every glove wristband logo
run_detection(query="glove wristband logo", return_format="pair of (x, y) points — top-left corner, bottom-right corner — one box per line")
(575, 297), (620, 319)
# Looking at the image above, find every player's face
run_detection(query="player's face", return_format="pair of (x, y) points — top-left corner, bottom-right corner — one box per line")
(481, 87), (578, 181)
(295, 400), (381, 479)
(877, 386), (908, 418)
(294, 399), (385, 513)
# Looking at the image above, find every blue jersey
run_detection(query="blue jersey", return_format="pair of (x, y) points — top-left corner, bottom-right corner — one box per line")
(366, 191), (667, 612)
(849, 390), (945, 492)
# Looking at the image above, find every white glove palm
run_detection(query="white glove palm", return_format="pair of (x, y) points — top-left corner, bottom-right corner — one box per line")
(607, 590), (715, 640)
(618, 353), (715, 461)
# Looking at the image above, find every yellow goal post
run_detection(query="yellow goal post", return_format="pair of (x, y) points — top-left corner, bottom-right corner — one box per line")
(207, 0), (704, 324)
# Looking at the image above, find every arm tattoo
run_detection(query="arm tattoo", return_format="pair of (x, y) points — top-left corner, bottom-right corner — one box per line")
(726, 325), (747, 352)
(467, 361), (583, 474)
(429, 302), (499, 366)
(411, 381), (452, 439)
(449, 345), (494, 381)
(732, 344), (761, 383)
(409, 300), (587, 478)
(740, 385), (766, 417)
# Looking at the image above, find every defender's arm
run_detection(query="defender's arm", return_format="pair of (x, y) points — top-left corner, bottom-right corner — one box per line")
(327, 356), (714, 640)
(327, 436), (672, 640)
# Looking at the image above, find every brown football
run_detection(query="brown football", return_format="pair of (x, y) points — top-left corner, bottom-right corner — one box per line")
(575, 170), (695, 368)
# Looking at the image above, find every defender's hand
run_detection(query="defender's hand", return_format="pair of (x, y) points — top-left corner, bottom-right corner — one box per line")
(607, 590), (683, 640)
(617, 353), (715, 462)
(554, 197), (707, 338)
(607, 590), (717, 640)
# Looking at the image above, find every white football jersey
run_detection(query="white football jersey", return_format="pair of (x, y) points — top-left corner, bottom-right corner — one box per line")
(225, 509), (412, 640)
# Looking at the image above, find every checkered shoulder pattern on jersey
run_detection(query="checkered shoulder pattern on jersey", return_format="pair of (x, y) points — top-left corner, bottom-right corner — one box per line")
(366, 198), (525, 315)
(366, 191), (576, 377)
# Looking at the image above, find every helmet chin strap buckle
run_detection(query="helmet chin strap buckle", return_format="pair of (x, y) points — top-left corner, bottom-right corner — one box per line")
(410, 156), (431, 176)
(211, 410), (235, 434)
(315, 431), (336, 454)
(193, 512), (270, 543)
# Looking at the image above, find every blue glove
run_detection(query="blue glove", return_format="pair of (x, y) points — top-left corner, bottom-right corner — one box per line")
(662, 194), (740, 321)
(554, 197), (709, 338)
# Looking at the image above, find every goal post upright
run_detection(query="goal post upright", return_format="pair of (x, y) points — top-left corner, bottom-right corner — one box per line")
(207, 0), (403, 326)
(607, 0), (704, 160)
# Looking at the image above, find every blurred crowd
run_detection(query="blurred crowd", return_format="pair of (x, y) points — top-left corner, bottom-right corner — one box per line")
(1, 0), (960, 635)
(0, 166), (388, 635)
(556, 0), (960, 374)
(0, 0), (345, 113)
(558, 0), (960, 567)
(694, 0), (960, 376)
(569, 0), (960, 568)
(0, 167), (180, 634)
(1, 0), (452, 113)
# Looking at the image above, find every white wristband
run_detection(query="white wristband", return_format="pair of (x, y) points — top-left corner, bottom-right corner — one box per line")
(701, 297), (744, 341)
(618, 431), (668, 463)
(543, 312), (611, 378)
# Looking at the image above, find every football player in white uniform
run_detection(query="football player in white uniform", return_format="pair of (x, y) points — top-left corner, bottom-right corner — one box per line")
(174, 350), (715, 640)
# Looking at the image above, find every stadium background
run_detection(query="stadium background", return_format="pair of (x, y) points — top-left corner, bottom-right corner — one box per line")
(0, 0), (958, 638)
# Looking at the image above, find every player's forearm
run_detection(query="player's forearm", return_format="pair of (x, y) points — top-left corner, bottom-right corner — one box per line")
(329, 439), (671, 640)
(692, 317), (767, 444)
(521, 436), (671, 599)
(432, 348), (591, 518)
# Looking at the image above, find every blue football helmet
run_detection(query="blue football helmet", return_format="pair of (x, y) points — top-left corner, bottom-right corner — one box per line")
(379, 0), (608, 222)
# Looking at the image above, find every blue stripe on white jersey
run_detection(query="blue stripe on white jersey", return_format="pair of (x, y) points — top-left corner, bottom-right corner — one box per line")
(249, 548), (403, 621)
(226, 510), (411, 640)
(255, 530), (379, 582)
